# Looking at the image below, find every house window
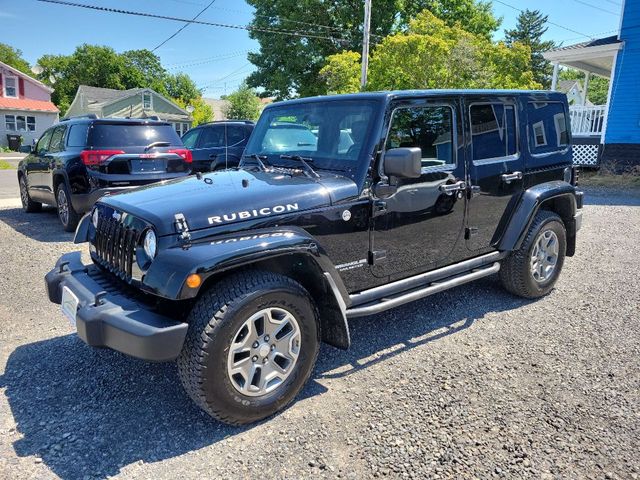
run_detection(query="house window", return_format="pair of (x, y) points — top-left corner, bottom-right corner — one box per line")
(5, 115), (16, 131)
(4, 76), (18, 98)
(533, 122), (547, 147)
(16, 116), (26, 131)
(27, 116), (36, 131)
(143, 92), (152, 110)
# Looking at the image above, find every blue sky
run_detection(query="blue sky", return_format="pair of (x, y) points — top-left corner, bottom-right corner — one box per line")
(0, 0), (624, 98)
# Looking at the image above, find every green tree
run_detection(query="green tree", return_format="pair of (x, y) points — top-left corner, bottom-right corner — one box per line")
(321, 10), (537, 93)
(224, 83), (262, 121)
(504, 9), (557, 88)
(246, 0), (501, 99)
(560, 68), (610, 105)
(122, 49), (168, 93)
(174, 96), (214, 126)
(0, 43), (32, 75)
(164, 72), (201, 104)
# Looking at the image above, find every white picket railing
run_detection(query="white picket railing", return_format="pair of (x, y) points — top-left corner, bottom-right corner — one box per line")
(569, 105), (607, 136)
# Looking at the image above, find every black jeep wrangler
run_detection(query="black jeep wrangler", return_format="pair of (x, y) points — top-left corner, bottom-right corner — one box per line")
(46, 90), (583, 425)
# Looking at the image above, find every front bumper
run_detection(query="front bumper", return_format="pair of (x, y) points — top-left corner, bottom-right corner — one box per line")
(45, 252), (188, 362)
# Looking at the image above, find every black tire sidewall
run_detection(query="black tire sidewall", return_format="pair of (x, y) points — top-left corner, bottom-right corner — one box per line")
(199, 286), (319, 422)
(523, 217), (566, 296)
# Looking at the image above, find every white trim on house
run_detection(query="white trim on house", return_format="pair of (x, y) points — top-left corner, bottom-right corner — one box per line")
(3, 74), (18, 98)
(142, 91), (153, 110)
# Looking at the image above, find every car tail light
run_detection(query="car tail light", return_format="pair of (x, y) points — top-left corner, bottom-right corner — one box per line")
(168, 148), (192, 163)
(80, 150), (125, 166)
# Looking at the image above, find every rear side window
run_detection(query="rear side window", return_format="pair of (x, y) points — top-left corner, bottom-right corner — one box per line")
(199, 125), (225, 148)
(527, 102), (569, 154)
(67, 123), (89, 147)
(88, 124), (182, 148)
(470, 103), (518, 161)
(227, 126), (246, 146)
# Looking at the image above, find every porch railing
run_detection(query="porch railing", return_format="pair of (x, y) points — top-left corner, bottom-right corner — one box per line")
(569, 105), (607, 136)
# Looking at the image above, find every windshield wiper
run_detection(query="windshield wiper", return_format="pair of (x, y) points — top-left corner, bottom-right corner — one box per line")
(279, 154), (319, 179)
(241, 153), (269, 171)
(144, 141), (171, 151)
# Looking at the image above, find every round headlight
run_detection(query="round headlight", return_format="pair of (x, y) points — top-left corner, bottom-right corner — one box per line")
(91, 208), (99, 228)
(143, 229), (157, 259)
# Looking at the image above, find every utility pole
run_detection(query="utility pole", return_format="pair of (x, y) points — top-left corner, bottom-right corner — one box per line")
(360, 0), (372, 89)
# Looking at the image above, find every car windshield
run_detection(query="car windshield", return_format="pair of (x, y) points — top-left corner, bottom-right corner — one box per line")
(244, 100), (379, 172)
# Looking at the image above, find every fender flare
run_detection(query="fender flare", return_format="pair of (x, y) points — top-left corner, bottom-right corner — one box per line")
(498, 180), (578, 252)
(144, 227), (352, 349)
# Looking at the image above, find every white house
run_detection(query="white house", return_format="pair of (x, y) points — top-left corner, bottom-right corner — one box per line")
(0, 61), (59, 149)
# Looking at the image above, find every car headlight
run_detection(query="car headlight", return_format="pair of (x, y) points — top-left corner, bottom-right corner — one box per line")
(91, 208), (99, 228)
(143, 229), (157, 259)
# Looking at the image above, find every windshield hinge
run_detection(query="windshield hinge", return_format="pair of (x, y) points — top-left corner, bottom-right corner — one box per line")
(174, 213), (191, 242)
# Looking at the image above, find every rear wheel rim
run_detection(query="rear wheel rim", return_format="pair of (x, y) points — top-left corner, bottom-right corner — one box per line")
(227, 307), (301, 397)
(19, 177), (29, 207)
(530, 229), (559, 283)
(57, 188), (69, 226)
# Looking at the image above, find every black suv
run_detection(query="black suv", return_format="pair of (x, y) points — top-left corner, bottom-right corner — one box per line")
(18, 116), (192, 231)
(46, 90), (583, 425)
(181, 120), (254, 172)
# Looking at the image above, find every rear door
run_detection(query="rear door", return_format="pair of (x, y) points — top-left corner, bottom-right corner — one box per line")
(465, 97), (524, 251)
(192, 124), (225, 170)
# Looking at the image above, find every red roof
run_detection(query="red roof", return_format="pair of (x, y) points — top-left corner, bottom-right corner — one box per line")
(0, 97), (59, 113)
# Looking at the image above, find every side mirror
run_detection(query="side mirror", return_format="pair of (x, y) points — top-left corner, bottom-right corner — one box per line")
(383, 147), (422, 178)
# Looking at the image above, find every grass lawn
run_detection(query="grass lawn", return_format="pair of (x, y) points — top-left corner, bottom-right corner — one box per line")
(0, 160), (15, 170)
(579, 169), (640, 189)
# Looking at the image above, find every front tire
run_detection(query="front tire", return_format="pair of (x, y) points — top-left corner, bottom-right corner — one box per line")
(500, 210), (567, 299)
(19, 174), (42, 213)
(177, 270), (320, 425)
(55, 182), (80, 232)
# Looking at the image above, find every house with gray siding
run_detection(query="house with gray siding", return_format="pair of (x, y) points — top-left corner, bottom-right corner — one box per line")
(66, 85), (192, 135)
(0, 61), (59, 149)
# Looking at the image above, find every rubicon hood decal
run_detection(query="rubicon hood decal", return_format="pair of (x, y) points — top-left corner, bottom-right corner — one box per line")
(208, 203), (300, 224)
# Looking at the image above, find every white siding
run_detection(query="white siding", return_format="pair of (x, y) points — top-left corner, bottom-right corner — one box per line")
(0, 110), (58, 147)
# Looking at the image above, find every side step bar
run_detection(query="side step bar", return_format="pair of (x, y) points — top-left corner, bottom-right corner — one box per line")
(346, 262), (500, 318)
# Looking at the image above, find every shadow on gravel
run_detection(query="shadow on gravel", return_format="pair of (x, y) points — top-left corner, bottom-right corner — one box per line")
(0, 207), (72, 243)
(1, 276), (532, 479)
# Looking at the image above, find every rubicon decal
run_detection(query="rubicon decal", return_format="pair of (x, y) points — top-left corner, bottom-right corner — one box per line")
(208, 203), (299, 224)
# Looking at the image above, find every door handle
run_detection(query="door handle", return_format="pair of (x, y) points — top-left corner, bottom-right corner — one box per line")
(501, 171), (523, 184)
(209, 154), (218, 159)
(439, 181), (466, 195)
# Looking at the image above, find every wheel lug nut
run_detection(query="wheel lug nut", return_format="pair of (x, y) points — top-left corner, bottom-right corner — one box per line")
(271, 345), (275, 351)
(264, 335), (270, 342)
(252, 355), (258, 362)
(252, 341), (259, 349)
(262, 358), (268, 364)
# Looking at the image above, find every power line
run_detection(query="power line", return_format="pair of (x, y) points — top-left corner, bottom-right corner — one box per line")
(567, 0), (619, 16)
(493, 0), (595, 39)
(37, 0), (355, 45)
(199, 62), (253, 90)
(166, 50), (250, 69)
(152, 0), (217, 52)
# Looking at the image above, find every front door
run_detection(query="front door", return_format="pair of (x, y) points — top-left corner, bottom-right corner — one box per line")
(465, 98), (524, 251)
(371, 99), (466, 278)
(25, 127), (55, 198)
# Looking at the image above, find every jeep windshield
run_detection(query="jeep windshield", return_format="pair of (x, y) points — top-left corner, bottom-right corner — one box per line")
(244, 99), (379, 174)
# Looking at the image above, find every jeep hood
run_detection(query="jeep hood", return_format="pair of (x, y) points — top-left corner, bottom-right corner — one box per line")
(99, 169), (358, 236)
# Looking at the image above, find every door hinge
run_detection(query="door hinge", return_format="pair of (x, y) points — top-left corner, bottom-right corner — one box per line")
(465, 227), (479, 239)
(372, 200), (387, 217)
(368, 250), (387, 264)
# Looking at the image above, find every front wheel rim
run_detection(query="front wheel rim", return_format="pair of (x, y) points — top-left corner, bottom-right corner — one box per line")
(57, 188), (69, 225)
(530, 229), (559, 283)
(227, 307), (301, 397)
(20, 177), (29, 207)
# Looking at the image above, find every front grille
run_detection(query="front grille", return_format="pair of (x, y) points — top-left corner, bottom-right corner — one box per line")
(94, 214), (139, 281)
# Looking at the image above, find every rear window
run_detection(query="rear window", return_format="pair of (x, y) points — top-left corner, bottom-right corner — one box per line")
(88, 123), (182, 148)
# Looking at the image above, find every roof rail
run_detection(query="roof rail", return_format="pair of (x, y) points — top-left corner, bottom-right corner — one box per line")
(60, 114), (99, 122)
(200, 119), (255, 126)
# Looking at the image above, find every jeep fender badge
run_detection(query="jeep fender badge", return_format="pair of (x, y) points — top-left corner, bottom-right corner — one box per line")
(342, 209), (352, 222)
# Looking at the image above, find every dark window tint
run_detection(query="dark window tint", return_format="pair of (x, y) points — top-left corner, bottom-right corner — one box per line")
(181, 128), (200, 149)
(527, 102), (569, 154)
(36, 128), (54, 155)
(88, 124), (181, 148)
(227, 126), (246, 146)
(199, 125), (225, 148)
(48, 125), (67, 153)
(386, 105), (454, 168)
(470, 104), (518, 161)
(67, 123), (89, 147)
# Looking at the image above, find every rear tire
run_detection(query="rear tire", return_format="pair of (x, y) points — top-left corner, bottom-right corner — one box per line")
(55, 182), (80, 232)
(177, 270), (320, 425)
(19, 174), (42, 213)
(500, 210), (566, 299)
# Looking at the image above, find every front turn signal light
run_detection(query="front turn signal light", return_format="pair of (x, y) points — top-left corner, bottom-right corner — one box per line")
(186, 274), (202, 289)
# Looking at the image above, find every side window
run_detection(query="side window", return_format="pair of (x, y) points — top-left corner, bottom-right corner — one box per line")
(67, 123), (89, 147)
(48, 125), (67, 153)
(470, 103), (518, 161)
(527, 102), (569, 154)
(227, 126), (245, 146)
(36, 128), (55, 155)
(181, 128), (200, 149)
(199, 125), (225, 148)
(386, 105), (455, 168)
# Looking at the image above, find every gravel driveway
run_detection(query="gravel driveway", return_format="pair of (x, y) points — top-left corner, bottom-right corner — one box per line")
(0, 187), (638, 480)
